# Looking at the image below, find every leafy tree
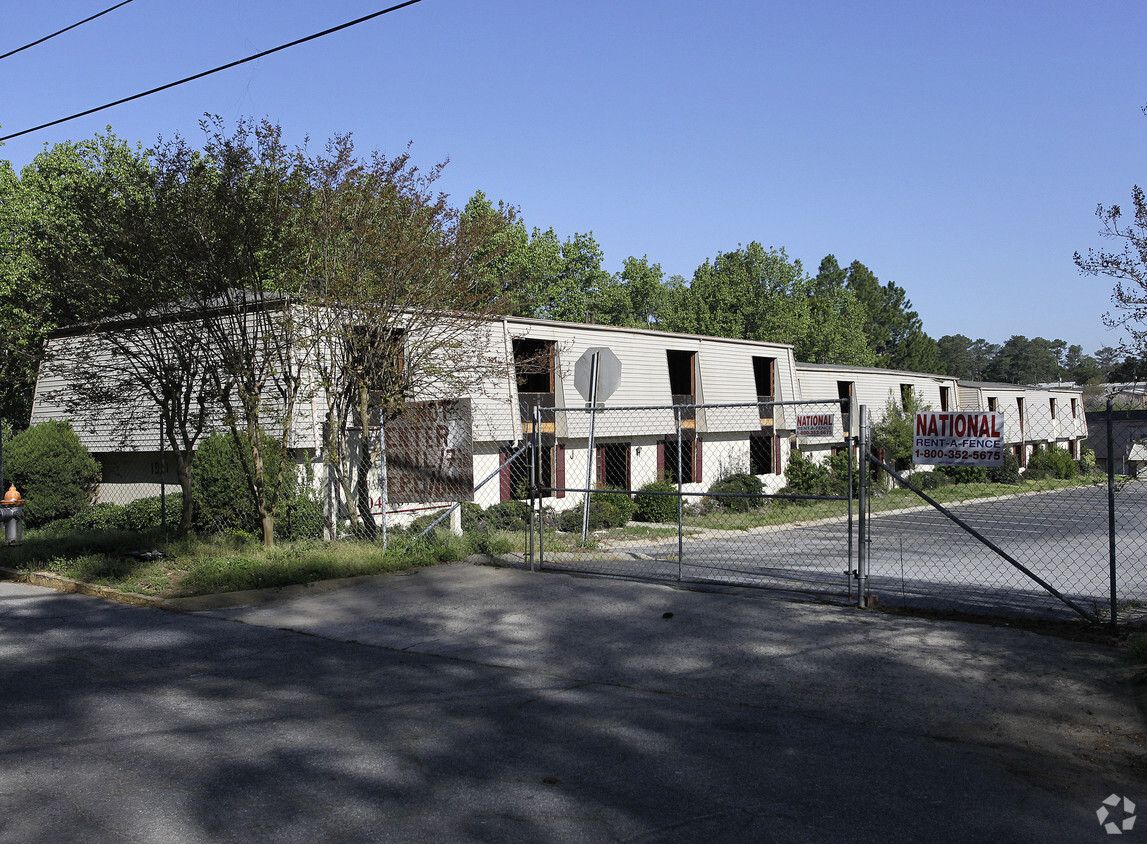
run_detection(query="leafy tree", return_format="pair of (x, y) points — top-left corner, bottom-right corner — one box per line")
(662, 243), (874, 365)
(0, 132), (151, 425)
(871, 389), (932, 472)
(596, 255), (665, 328)
(1075, 104), (1147, 355)
(982, 335), (1065, 384)
(299, 137), (518, 537)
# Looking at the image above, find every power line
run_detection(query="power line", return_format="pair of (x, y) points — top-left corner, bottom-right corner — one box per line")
(0, 0), (137, 62)
(0, 0), (424, 143)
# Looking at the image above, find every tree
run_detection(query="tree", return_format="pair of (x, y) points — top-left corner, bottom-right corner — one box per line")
(842, 258), (940, 372)
(661, 243), (874, 365)
(0, 132), (151, 425)
(982, 335), (1065, 384)
(1075, 104), (1147, 354)
(593, 255), (666, 328)
(871, 389), (932, 473)
(299, 136), (518, 537)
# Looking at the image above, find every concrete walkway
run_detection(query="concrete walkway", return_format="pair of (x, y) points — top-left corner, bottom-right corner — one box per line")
(2, 562), (1144, 842)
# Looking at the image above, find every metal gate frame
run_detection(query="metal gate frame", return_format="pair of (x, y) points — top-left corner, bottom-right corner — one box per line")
(855, 404), (1105, 625)
(525, 398), (856, 595)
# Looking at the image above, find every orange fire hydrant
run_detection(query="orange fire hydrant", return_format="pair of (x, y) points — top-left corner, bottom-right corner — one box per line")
(1, 484), (25, 545)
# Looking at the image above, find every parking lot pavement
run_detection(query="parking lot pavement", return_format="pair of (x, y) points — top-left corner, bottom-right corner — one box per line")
(2, 565), (1144, 842)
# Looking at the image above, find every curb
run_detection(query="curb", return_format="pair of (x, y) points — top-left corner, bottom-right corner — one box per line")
(0, 565), (169, 610)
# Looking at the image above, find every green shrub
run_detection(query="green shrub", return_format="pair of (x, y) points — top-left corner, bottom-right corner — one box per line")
(1025, 446), (1078, 480)
(559, 501), (618, 533)
(906, 470), (946, 491)
(589, 488), (634, 525)
(69, 502), (123, 532)
(5, 420), (101, 527)
(483, 500), (531, 531)
(1078, 447), (1097, 474)
(987, 452), (1021, 485)
(117, 494), (182, 533)
(191, 432), (315, 537)
(634, 479), (679, 523)
(937, 465), (988, 484)
(706, 472), (764, 512)
(783, 451), (832, 498)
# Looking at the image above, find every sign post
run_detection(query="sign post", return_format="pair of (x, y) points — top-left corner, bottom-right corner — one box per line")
(573, 347), (622, 542)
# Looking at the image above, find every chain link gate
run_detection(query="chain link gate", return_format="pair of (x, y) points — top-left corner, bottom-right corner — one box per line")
(855, 401), (1141, 628)
(517, 398), (858, 599)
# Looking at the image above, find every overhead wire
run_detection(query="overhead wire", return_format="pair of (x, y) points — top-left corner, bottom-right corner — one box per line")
(0, 0), (137, 61)
(0, 0), (425, 143)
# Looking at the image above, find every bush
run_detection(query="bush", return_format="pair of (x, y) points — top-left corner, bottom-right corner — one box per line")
(69, 502), (123, 532)
(1025, 446), (1078, 480)
(559, 501), (618, 533)
(589, 488), (635, 526)
(937, 465), (988, 484)
(117, 494), (182, 533)
(706, 472), (764, 512)
(5, 420), (101, 527)
(906, 470), (948, 491)
(634, 479), (678, 523)
(783, 451), (832, 498)
(191, 432), (317, 538)
(1079, 447), (1097, 474)
(987, 452), (1021, 485)
(483, 499), (531, 531)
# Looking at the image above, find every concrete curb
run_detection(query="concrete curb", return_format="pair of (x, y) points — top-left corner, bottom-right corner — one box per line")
(0, 565), (169, 609)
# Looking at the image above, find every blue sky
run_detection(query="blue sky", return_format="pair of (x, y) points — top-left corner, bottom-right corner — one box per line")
(2, 0), (1144, 356)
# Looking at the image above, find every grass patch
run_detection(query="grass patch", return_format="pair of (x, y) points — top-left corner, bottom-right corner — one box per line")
(3, 526), (497, 599)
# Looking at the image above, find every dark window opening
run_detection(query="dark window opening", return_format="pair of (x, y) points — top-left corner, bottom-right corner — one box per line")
(513, 338), (555, 393)
(503, 442), (556, 500)
(900, 384), (913, 410)
(987, 396), (998, 412)
(753, 357), (775, 400)
(349, 326), (405, 397)
(596, 443), (631, 490)
(939, 386), (951, 412)
(837, 381), (854, 428)
(749, 434), (774, 475)
(667, 350), (696, 400)
(662, 437), (696, 485)
(1071, 398), (1078, 418)
(1050, 398), (1057, 419)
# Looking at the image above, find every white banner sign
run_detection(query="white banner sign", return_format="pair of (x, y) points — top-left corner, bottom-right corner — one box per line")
(795, 412), (834, 437)
(913, 411), (1004, 466)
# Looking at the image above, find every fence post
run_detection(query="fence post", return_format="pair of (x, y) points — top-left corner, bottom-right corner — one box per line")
(159, 413), (167, 534)
(857, 405), (868, 608)
(1107, 398), (1117, 631)
(676, 406), (684, 581)
(534, 402), (543, 572)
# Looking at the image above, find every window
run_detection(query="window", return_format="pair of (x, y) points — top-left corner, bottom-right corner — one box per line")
(939, 386), (951, 412)
(349, 326), (405, 397)
(1071, 398), (1078, 418)
(1050, 398), (1057, 419)
(749, 434), (775, 475)
(900, 384), (913, 410)
(752, 357), (775, 400)
(660, 437), (701, 484)
(987, 396), (998, 412)
(513, 338), (555, 393)
(835, 385), (853, 431)
(667, 350), (696, 400)
(1016, 397), (1025, 427)
(596, 443), (631, 490)
(500, 442), (564, 500)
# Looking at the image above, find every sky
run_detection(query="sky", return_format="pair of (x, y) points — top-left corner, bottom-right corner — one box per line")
(2, 0), (1145, 357)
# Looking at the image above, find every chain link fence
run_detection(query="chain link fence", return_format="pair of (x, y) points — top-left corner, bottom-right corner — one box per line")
(4, 396), (1146, 630)
(510, 399), (859, 599)
(856, 399), (1145, 628)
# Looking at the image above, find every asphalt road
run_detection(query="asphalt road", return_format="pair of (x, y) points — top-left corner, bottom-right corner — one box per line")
(540, 484), (1147, 621)
(2, 564), (1144, 842)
